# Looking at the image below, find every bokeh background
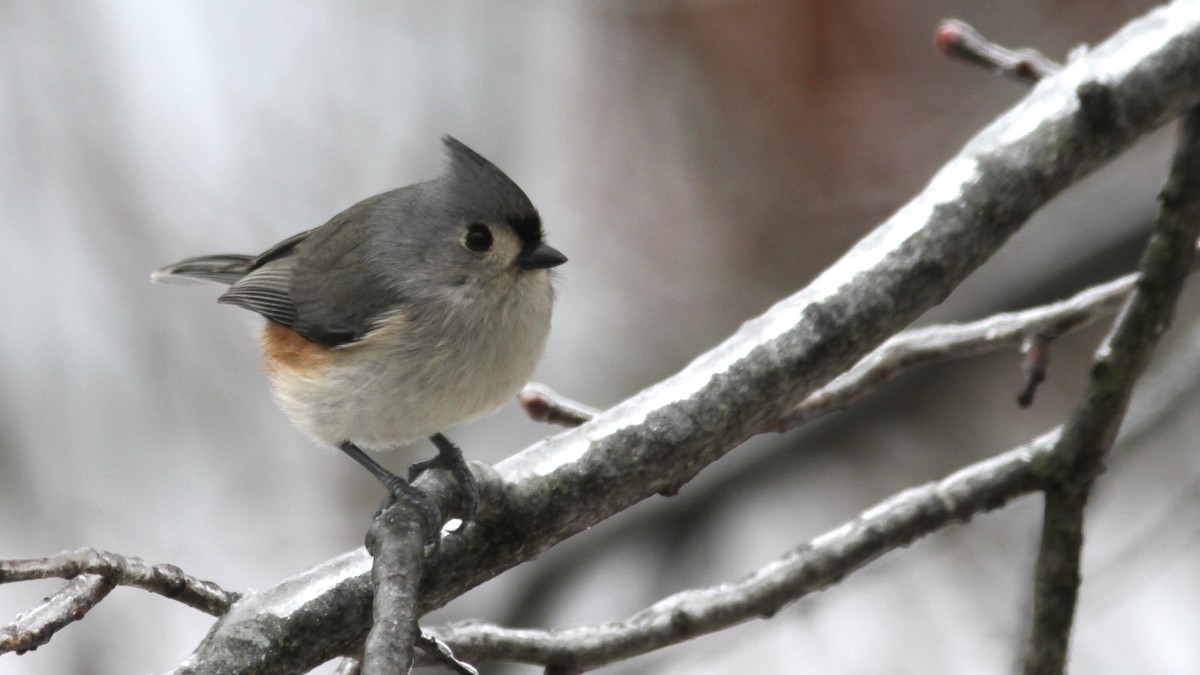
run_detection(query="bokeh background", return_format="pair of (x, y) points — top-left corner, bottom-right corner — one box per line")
(4, 1), (1199, 673)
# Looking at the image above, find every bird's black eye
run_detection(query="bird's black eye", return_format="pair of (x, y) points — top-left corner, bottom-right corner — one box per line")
(465, 223), (493, 252)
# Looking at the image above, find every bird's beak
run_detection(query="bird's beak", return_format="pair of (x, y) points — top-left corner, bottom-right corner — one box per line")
(516, 242), (568, 270)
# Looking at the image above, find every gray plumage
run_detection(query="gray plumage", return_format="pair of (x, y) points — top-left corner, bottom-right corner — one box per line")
(154, 135), (549, 348)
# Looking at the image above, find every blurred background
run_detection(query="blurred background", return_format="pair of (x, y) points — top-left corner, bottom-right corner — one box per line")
(3, 1), (1198, 673)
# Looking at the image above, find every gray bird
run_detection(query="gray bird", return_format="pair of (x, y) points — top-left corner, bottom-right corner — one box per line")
(154, 136), (567, 535)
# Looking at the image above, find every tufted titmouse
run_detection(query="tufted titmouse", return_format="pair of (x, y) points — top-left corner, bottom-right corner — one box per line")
(153, 136), (566, 532)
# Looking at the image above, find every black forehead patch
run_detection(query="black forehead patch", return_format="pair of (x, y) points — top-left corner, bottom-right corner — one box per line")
(507, 211), (544, 248)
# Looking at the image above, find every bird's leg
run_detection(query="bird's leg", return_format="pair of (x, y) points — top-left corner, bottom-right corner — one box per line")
(409, 433), (479, 528)
(338, 441), (442, 549)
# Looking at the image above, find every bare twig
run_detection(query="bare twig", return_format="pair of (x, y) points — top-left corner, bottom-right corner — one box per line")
(519, 383), (600, 428)
(427, 430), (1061, 671)
(417, 631), (479, 675)
(1017, 328), (1055, 407)
(362, 504), (427, 674)
(170, 7), (1200, 671)
(0, 547), (238, 617)
(0, 548), (238, 656)
(935, 19), (1062, 84)
(0, 574), (114, 654)
(777, 272), (1141, 430)
(1023, 105), (1200, 674)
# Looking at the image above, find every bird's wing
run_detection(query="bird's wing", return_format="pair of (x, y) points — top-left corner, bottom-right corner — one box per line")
(286, 203), (400, 347)
(220, 196), (401, 347)
(218, 260), (299, 328)
(216, 229), (314, 334)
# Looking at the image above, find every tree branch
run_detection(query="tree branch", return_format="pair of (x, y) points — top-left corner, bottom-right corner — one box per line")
(524, 266), (1156, 433)
(170, 5), (1200, 672)
(0, 546), (239, 656)
(777, 268), (1144, 429)
(1022, 103), (1200, 674)
(0, 574), (114, 655)
(361, 504), (426, 674)
(0, 548), (238, 655)
(426, 429), (1062, 671)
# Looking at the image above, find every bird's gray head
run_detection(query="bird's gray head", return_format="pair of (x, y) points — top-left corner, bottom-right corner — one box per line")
(369, 136), (566, 304)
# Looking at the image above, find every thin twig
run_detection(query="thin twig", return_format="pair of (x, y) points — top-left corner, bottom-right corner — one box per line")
(427, 430), (1061, 671)
(1022, 105), (1200, 674)
(1017, 328), (1055, 408)
(519, 384), (599, 427)
(0, 547), (238, 617)
(935, 19), (1062, 84)
(777, 272), (1141, 430)
(416, 631), (479, 674)
(0, 574), (114, 654)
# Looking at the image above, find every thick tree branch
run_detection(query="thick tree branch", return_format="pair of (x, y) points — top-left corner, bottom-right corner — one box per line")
(171, 5), (1200, 672)
(426, 429), (1062, 671)
(1022, 103), (1200, 674)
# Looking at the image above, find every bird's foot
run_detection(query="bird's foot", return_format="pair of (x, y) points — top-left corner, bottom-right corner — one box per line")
(338, 441), (443, 553)
(409, 433), (479, 530)
(376, 473), (444, 554)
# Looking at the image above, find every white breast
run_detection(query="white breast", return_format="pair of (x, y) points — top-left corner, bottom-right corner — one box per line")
(267, 271), (555, 452)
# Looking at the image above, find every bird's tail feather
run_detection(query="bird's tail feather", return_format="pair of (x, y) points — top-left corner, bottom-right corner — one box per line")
(151, 254), (255, 285)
